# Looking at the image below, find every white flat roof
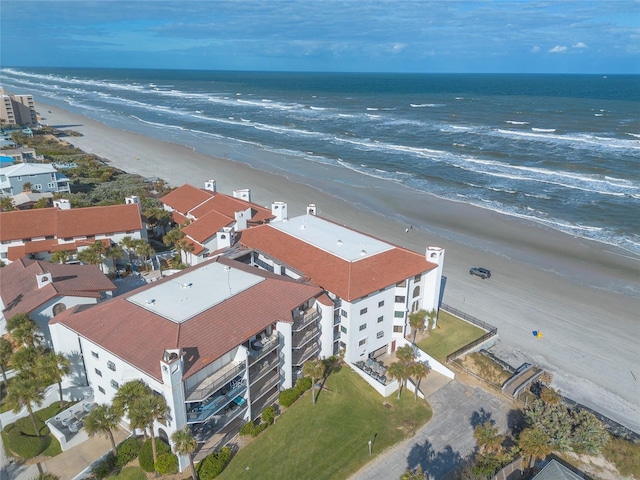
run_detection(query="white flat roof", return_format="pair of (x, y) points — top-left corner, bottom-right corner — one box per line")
(127, 262), (265, 323)
(271, 214), (393, 261)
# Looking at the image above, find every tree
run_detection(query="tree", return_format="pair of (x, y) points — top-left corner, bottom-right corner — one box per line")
(22, 181), (32, 192)
(134, 240), (155, 272)
(84, 404), (121, 455)
(400, 466), (426, 480)
(10, 346), (40, 374)
(113, 380), (149, 420)
(136, 394), (169, 464)
(5, 371), (45, 436)
(408, 310), (427, 343)
(395, 345), (416, 365)
(38, 351), (71, 408)
(77, 248), (101, 270)
(32, 198), (51, 209)
(302, 359), (326, 404)
(171, 426), (199, 480)
(0, 337), (13, 389)
(524, 399), (571, 451)
(107, 243), (125, 273)
(6, 313), (41, 349)
(425, 309), (437, 332)
(409, 361), (430, 401)
(120, 236), (137, 268)
(50, 250), (70, 264)
(388, 361), (410, 399)
(473, 421), (504, 455)
(518, 426), (553, 469)
(569, 409), (609, 455)
(0, 196), (16, 211)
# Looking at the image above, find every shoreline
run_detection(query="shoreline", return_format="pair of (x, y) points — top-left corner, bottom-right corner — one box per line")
(36, 100), (640, 432)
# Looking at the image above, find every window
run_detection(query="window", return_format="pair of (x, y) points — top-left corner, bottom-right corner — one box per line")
(377, 316), (384, 323)
(393, 325), (404, 333)
(360, 307), (368, 315)
(341, 309), (347, 318)
(107, 361), (116, 371)
(52, 303), (67, 316)
(110, 380), (119, 390)
(340, 326), (347, 334)
(47, 182), (55, 188)
(359, 323), (367, 331)
(394, 311), (404, 318)
(358, 338), (367, 347)
(395, 296), (405, 303)
(91, 351), (99, 359)
(32, 184), (42, 190)
(95, 368), (102, 377)
(98, 386), (105, 394)
(378, 300), (384, 307)
(413, 286), (420, 298)
(414, 274), (422, 282)
(376, 331), (384, 339)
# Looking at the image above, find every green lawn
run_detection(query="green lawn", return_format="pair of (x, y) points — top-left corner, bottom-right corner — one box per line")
(1, 402), (65, 459)
(416, 310), (486, 362)
(217, 367), (432, 480)
(109, 466), (147, 480)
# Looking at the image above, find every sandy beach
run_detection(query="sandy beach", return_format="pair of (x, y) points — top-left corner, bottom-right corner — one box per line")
(38, 101), (640, 432)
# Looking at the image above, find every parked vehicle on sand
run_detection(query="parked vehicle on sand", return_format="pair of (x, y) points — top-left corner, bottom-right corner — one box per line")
(470, 267), (491, 279)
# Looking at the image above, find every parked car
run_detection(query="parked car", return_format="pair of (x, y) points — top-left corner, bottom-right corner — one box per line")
(470, 267), (491, 279)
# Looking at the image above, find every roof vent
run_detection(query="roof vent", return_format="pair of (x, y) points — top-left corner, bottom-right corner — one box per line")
(360, 249), (367, 256)
(337, 239), (343, 246)
(146, 299), (156, 305)
(181, 283), (192, 289)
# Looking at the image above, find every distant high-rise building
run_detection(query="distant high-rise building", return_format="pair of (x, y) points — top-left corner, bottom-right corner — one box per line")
(0, 87), (38, 127)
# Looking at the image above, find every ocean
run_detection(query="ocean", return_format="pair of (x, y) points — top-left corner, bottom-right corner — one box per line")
(2, 68), (639, 255)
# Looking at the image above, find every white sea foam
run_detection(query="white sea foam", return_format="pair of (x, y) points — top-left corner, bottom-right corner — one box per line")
(506, 121), (529, 125)
(531, 128), (556, 133)
(410, 103), (444, 108)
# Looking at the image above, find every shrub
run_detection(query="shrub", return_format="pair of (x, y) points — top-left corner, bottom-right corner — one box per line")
(29, 474), (60, 480)
(197, 446), (232, 480)
(295, 376), (312, 392)
(116, 437), (141, 467)
(239, 421), (256, 436)
(251, 422), (269, 437)
(261, 405), (276, 425)
(279, 388), (301, 408)
(154, 452), (179, 475)
(91, 452), (117, 480)
(138, 437), (171, 472)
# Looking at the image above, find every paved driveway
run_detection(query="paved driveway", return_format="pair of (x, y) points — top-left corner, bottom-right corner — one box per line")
(350, 380), (515, 480)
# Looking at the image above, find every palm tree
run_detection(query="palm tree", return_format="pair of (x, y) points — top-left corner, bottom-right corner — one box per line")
(387, 361), (410, 399)
(408, 310), (427, 343)
(395, 345), (416, 365)
(400, 466), (426, 480)
(5, 371), (45, 436)
(302, 359), (326, 404)
(90, 240), (108, 273)
(131, 393), (168, 464)
(134, 240), (155, 272)
(0, 196), (16, 212)
(518, 426), (553, 469)
(10, 346), (40, 374)
(107, 243), (125, 273)
(473, 421), (504, 454)
(6, 313), (41, 349)
(113, 379), (149, 419)
(120, 236), (137, 269)
(77, 248), (101, 270)
(84, 404), (121, 455)
(171, 426), (199, 480)
(50, 250), (70, 264)
(409, 361), (431, 401)
(38, 351), (71, 408)
(425, 309), (437, 332)
(0, 337), (13, 389)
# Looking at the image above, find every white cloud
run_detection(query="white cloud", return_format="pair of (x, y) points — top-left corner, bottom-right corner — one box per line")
(530, 45), (541, 53)
(391, 43), (407, 53)
(549, 45), (568, 53)
(574, 42), (588, 48)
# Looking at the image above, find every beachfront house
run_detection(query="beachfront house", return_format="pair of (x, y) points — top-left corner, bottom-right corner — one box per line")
(160, 182), (274, 265)
(0, 198), (146, 266)
(0, 162), (70, 196)
(50, 256), (328, 471)
(0, 259), (116, 348)
(230, 209), (449, 394)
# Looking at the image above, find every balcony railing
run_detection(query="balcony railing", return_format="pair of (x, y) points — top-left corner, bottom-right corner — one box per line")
(292, 309), (320, 331)
(248, 335), (279, 364)
(292, 325), (320, 348)
(185, 362), (246, 402)
(191, 404), (248, 441)
(292, 342), (320, 366)
(250, 374), (279, 402)
(333, 298), (342, 310)
(249, 354), (279, 382)
(186, 383), (246, 424)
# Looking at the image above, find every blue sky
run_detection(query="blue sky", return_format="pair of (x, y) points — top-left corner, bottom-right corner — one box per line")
(1, 1), (638, 74)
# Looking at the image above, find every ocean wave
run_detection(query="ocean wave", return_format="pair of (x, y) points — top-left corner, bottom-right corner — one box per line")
(494, 128), (640, 151)
(531, 128), (556, 133)
(505, 121), (529, 125)
(410, 103), (444, 108)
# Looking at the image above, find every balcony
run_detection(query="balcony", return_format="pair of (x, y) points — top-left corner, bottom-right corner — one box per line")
(292, 325), (320, 348)
(248, 334), (278, 364)
(249, 352), (279, 382)
(292, 309), (320, 331)
(186, 380), (246, 424)
(250, 372), (280, 402)
(185, 362), (246, 403)
(191, 403), (248, 441)
(292, 342), (320, 366)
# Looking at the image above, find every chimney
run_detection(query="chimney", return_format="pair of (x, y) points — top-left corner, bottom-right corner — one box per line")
(271, 201), (288, 222)
(233, 188), (251, 202)
(306, 204), (317, 216)
(53, 198), (71, 210)
(217, 227), (235, 249)
(125, 195), (142, 212)
(204, 180), (216, 193)
(36, 272), (52, 289)
(234, 211), (247, 231)
(426, 246), (444, 265)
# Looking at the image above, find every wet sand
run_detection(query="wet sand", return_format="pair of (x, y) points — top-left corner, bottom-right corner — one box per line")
(39, 102), (640, 432)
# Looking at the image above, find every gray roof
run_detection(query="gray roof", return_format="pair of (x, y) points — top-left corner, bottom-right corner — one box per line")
(533, 460), (584, 480)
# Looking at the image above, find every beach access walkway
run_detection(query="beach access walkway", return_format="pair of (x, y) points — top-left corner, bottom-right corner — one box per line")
(349, 380), (513, 480)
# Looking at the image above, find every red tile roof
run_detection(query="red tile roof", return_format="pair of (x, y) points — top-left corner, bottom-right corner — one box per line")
(52, 257), (323, 382)
(0, 204), (143, 242)
(238, 224), (438, 301)
(7, 238), (112, 261)
(1, 259), (116, 317)
(160, 184), (214, 215)
(182, 210), (233, 243)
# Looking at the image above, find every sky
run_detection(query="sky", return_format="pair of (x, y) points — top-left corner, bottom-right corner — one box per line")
(1, 1), (639, 74)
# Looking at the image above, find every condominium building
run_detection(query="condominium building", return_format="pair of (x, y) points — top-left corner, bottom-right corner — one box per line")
(0, 87), (38, 127)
